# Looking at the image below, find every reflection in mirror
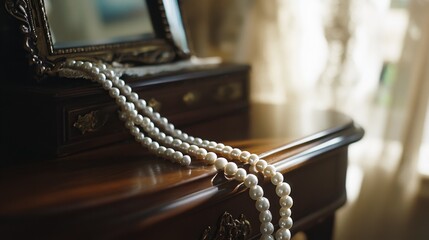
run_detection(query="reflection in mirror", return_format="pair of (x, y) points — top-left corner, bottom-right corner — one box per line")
(44, 0), (155, 49)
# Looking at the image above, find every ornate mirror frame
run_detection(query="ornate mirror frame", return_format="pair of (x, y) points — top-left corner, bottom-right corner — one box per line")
(5, 0), (191, 78)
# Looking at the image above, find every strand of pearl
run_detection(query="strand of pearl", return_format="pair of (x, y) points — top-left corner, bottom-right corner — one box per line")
(63, 60), (293, 240)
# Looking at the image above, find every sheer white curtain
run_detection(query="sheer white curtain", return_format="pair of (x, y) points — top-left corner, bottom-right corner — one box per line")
(183, 0), (429, 238)
(183, 0), (429, 231)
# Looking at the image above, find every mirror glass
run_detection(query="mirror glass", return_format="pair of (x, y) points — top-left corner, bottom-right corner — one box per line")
(44, 0), (155, 49)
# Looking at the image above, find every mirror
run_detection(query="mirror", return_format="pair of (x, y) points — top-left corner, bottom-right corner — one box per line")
(5, 0), (191, 78)
(45, 0), (155, 49)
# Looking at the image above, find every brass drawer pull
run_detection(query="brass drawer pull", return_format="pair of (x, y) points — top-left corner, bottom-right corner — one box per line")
(215, 82), (243, 102)
(201, 212), (251, 240)
(183, 91), (199, 106)
(148, 98), (162, 112)
(73, 111), (107, 135)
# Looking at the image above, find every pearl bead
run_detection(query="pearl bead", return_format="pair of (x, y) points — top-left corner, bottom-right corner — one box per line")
(255, 197), (270, 211)
(180, 155), (192, 166)
(130, 126), (140, 136)
(135, 132), (144, 142)
(149, 127), (160, 136)
(248, 154), (259, 165)
(259, 210), (272, 223)
(109, 87), (120, 97)
(93, 62), (105, 70)
(249, 185), (264, 200)
(117, 79), (125, 87)
(208, 141), (217, 149)
(202, 140), (210, 147)
(156, 146), (167, 156)
(136, 99), (146, 109)
(224, 162), (238, 176)
(158, 132), (166, 140)
(180, 142), (191, 152)
(214, 158), (228, 171)
(90, 67), (99, 74)
(204, 152), (217, 165)
(256, 159), (268, 172)
(172, 139), (182, 148)
(97, 73), (106, 82)
(263, 165), (276, 177)
(230, 148), (242, 160)
(142, 137), (152, 146)
(276, 182), (291, 197)
(129, 92), (139, 102)
(279, 207), (292, 218)
(260, 235), (274, 240)
(145, 122), (154, 131)
(164, 136), (174, 145)
(196, 148), (208, 160)
(165, 148), (175, 159)
(222, 146), (233, 156)
(275, 228), (291, 240)
(167, 123), (174, 130)
(244, 174), (258, 188)
(194, 138), (203, 145)
(112, 76), (120, 83)
(160, 117), (168, 125)
(173, 151), (183, 162)
(215, 143), (225, 152)
(271, 172), (284, 185)
(181, 133), (189, 140)
(279, 217), (293, 229)
(280, 196), (293, 208)
(83, 62), (92, 69)
(174, 129), (182, 136)
(239, 151), (251, 163)
(75, 61), (83, 67)
(260, 222), (274, 235)
(141, 117), (150, 126)
(234, 168), (247, 182)
(116, 95), (126, 105)
(148, 141), (160, 152)
(105, 69), (115, 78)
(188, 145), (199, 155)
(122, 85), (132, 95)
(127, 110), (138, 119)
(66, 59), (76, 66)
(188, 136), (195, 143)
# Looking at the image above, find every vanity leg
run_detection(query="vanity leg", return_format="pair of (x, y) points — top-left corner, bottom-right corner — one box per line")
(304, 215), (335, 240)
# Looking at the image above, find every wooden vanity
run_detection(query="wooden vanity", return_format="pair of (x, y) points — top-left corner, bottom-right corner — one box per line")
(0, 103), (363, 239)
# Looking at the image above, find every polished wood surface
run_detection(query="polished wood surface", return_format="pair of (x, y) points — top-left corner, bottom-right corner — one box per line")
(0, 103), (363, 239)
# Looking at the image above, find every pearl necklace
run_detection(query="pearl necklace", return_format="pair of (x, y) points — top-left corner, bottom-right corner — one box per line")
(63, 60), (293, 240)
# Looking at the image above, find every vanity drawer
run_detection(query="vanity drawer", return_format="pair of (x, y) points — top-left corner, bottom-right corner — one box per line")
(63, 68), (249, 154)
(3, 64), (250, 157)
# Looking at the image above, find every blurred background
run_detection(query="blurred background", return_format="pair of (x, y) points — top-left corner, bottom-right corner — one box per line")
(182, 0), (429, 239)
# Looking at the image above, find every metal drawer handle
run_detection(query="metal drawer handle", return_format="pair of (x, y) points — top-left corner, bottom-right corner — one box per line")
(73, 110), (108, 135)
(183, 91), (199, 106)
(201, 212), (251, 240)
(148, 98), (162, 112)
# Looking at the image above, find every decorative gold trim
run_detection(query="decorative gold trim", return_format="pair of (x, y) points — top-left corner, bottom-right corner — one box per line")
(5, 0), (188, 79)
(201, 212), (252, 240)
(73, 111), (105, 135)
(5, 0), (55, 76)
